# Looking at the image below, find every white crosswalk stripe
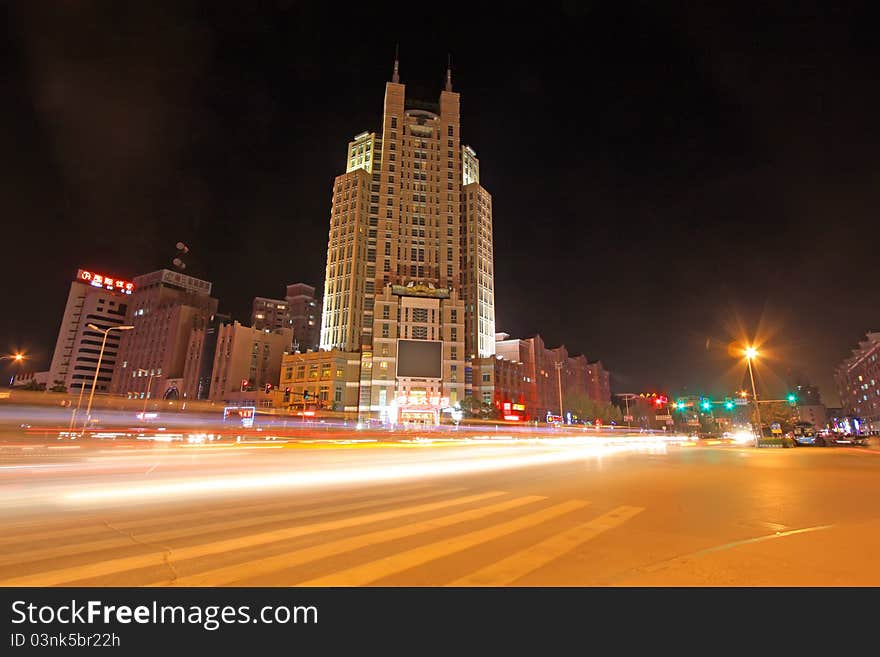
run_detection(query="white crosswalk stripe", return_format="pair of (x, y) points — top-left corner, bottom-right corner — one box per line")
(447, 505), (645, 586)
(298, 499), (589, 586)
(0, 489), (645, 587)
(0, 491), (504, 586)
(0, 487), (465, 567)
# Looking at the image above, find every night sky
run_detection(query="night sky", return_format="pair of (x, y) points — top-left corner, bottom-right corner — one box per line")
(3, 2), (878, 405)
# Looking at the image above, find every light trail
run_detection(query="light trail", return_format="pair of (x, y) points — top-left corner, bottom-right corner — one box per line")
(60, 437), (682, 506)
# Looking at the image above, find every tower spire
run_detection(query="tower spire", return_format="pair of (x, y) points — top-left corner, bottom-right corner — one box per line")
(445, 53), (452, 92)
(392, 44), (400, 83)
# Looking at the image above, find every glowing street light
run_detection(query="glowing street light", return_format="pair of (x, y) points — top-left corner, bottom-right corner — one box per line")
(2, 352), (27, 388)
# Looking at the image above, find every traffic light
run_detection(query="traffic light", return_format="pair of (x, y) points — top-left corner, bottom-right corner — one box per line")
(787, 393), (797, 405)
(700, 397), (712, 411)
(724, 398), (734, 410)
(675, 400), (686, 411)
(265, 383), (273, 394)
(303, 390), (310, 400)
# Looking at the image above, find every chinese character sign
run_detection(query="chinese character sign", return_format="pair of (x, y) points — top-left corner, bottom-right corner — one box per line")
(77, 269), (134, 294)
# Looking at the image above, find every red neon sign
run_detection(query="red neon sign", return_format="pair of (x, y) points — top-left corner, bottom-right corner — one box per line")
(77, 269), (134, 294)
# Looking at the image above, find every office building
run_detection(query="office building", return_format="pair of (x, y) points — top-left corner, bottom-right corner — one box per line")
(318, 56), (493, 422)
(43, 268), (134, 394)
(111, 269), (218, 399)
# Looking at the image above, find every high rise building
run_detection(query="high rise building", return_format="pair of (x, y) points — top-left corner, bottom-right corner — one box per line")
(461, 148), (496, 359)
(43, 269), (135, 393)
(111, 269), (218, 399)
(251, 284), (322, 352)
(251, 297), (291, 332)
(318, 55), (494, 422)
(835, 331), (880, 433)
(285, 283), (321, 352)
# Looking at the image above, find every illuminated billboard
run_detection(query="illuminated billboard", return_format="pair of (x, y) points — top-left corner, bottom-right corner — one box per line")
(396, 339), (442, 379)
(77, 269), (134, 294)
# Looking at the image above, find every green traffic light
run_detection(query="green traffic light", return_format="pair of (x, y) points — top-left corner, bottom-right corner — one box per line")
(787, 393), (797, 403)
(724, 400), (734, 410)
(701, 398), (712, 411)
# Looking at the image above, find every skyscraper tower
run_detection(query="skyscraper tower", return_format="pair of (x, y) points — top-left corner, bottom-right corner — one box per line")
(319, 53), (495, 421)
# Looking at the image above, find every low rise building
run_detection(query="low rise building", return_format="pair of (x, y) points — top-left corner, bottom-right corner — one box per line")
(470, 355), (529, 420)
(208, 322), (292, 402)
(495, 332), (611, 420)
(279, 349), (361, 413)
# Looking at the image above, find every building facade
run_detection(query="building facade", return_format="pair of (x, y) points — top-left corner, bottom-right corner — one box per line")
(470, 355), (529, 419)
(279, 349), (361, 413)
(251, 284), (322, 352)
(495, 332), (611, 420)
(251, 297), (291, 333)
(181, 312), (232, 400)
(207, 322), (292, 402)
(111, 269), (218, 399)
(835, 331), (880, 433)
(286, 283), (322, 352)
(43, 269), (134, 394)
(317, 57), (494, 423)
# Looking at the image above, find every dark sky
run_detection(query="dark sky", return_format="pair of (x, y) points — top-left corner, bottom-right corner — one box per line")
(3, 1), (878, 405)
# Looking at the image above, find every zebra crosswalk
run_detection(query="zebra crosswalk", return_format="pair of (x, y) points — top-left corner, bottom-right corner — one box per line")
(0, 487), (644, 587)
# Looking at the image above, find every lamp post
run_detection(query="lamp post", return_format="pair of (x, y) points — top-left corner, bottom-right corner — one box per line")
(81, 323), (134, 434)
(554, 361), (564, 419)
(136, 369), (162, 420)
(744, 347), (763, 447)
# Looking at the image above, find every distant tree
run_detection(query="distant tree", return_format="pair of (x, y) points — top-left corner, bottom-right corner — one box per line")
(751, 402), (796, 433)
(20, 380), (45, 391)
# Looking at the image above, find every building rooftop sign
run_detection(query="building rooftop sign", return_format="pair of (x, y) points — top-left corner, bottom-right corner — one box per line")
(76, 269), (134, 294)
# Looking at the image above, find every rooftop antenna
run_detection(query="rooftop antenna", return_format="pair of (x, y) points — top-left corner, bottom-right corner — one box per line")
(392, 43), (400, 83)
(445, 52), (453, 91)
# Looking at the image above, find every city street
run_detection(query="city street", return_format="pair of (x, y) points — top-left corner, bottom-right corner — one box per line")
(2, 434), (879, 586)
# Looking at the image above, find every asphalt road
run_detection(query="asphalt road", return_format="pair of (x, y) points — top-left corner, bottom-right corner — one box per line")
(2, 436), (879, 586)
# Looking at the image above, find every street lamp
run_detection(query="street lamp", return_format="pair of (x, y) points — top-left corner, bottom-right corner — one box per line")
(81, 323), (134, 434)
(2, 352), (26, 387)
(136, 368), (162, 419)
(744, 346), (763, 446)
(554, 361), (564, 419)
